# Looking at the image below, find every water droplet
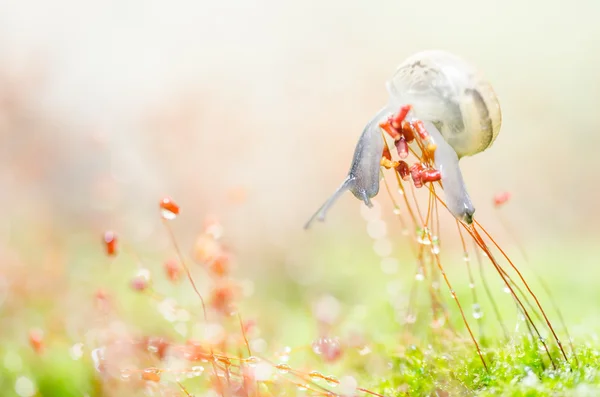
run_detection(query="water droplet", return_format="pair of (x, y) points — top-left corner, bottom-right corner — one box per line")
(313, 295), (340, 325)
(190, 365), (205, 377)
(431, 236), (440, 254)
(120, 369), (133, 381)
(469, 282), (475, 289)
(254, 362), (273, 381)
(309, 371), (323, 381)
(69, 343), (84, 360)
(358, 345), (371, 355)
(367, 219), (387, 239)
(339, 376), (358, 396)
(312, 337), (342, 362)
(373, 238), (393, 257)
(463, 253), (471, 262)
(136, 268), (151, 281)
(276, 346), (291, 362)
(297, 384), (309, 391)
(393, 208), (402, 215)
(431, 316), (445, 328)
(503, 286), (511, 294)
(245, 356), (259, 367)
(276, 363), (290, 374)
(4, 351), (22, 372)
(91, 347), (105, 373)
(325, 375), (339, 386)
(450, 290), (456, 299)
(15, 376), (36, 397)
(405, 313), (417, 324)
(417, 227), (431, 245)
(415, 271), (425, 281)
(472, 303), (483, 319)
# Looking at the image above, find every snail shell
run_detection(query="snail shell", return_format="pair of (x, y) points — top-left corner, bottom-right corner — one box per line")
(305, 50), (502, 228)
(388, 50), (502, 159)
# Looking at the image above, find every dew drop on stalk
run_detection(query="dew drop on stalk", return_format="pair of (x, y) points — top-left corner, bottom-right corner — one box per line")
(276, 346), (291, 363)
(190, 365), (205, 377)
(245, 356), (259, 367)
(463, 253), (471, 262)
(120, 369), (133, 381)
(415, 271), (425, 281)
(417, 227), (431, 245)
(309, 371), (323, 381)
(275, 363), (290, 374)
(503, 286), (511, 294)
(297, 384), (309, 391)
(431, 236), (440, 255)
(472, 303), (483, 319)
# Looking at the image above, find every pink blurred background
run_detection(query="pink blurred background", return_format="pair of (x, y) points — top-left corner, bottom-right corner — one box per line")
(1, 0), (599, 261)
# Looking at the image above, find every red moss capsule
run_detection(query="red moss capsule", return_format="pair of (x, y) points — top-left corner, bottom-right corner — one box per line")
(395, 137), (409, 159)
(390, 105), (412, 130)
(103, 231), (117, 256)
(95, 288), (110, 312)
(413, 120), (430, 141)
(395, 161), (411, 181)
(142, 368), (161, 382)
(210, 282), (239, 315)
(494, 191), (511, 207)
(193, 234), (222, 264)
(208, 254), (230, 277)
(410, 163), (424, 188)
(312, 337), (343, 363)
(131, 276), (148, 292)
(145, 337), (170, 359)
(164, 259), (181, 282)
(400, 120), (415, 142)
(382, 145), (392, 161)
(160, 197), (180, 220)
(183, 340), (211, 361)
(29, 328), (44, 354)
(421, 169), (441, 183)
(379, 119), (400, 141)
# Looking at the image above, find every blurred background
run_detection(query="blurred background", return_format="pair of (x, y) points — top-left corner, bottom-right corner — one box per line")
(1, 0), (600, 394)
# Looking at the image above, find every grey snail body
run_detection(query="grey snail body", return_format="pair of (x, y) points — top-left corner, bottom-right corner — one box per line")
(305, 50), (502, 229)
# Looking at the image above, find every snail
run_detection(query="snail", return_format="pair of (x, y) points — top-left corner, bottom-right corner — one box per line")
(304, 50), (502, 229)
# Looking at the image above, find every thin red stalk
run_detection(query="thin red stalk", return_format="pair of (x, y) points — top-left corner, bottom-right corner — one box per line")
(473, 220), (569, 363)
(162, 220), (225, 396)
